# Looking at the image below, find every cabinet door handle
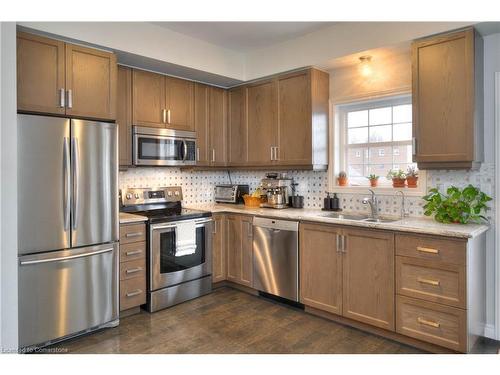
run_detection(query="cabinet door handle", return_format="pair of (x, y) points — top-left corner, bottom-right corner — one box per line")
(126, 267), (143, 274)
(336, 234), (341, 253)
(67, 89), (73, 109)
(59, 88), (65, 108)
(270, 147), (274, 161)
(212, 149), (216, 163)
(125, 232), (143, 238)
(167, 109), (171, 124)
(125, 250), (142, 256)
(196, 147), (200, 161)
(162, 109), (167, 124)
(417, 246), (439, 255)
(341, 235), (346, 253)
(417, 277), (440, 286)
(274, 147), (279, 161)
(412, 137), (417, 156)
(417, 317), (440, 328)
(126, 289), (143, 298)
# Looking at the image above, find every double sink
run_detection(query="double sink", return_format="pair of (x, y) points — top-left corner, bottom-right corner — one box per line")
(319, 212), (398, 223)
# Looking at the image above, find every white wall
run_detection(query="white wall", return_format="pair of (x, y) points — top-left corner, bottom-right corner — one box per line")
(17, 22), (246, 81)
(0, 22), (18, 352)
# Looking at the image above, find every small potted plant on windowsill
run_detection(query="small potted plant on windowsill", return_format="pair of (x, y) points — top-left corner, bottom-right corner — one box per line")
(338, 171), (348, 187)
(386, 169), (406, 188)
(367, 174), (379, 187)
(406, 166), (419, 188)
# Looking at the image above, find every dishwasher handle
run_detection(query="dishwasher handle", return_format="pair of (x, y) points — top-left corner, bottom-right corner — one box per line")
(252, 217), (299, 232)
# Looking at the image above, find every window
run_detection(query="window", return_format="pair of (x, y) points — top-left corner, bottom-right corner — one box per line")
(335, 95), (419, 189)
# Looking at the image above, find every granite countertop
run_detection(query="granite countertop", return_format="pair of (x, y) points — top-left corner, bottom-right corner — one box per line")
(185, 203), (489, 239)
(119, 212), (148, 224)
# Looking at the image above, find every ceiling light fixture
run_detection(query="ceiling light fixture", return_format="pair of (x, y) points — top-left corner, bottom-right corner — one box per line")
(359, 55), (373, 77)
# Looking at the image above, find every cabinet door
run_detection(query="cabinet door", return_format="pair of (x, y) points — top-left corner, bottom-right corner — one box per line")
(412, 28), (475, 166)
(299, 223), (343, 315)
(117, 66), (132, 166)
(165, 77), (194, 131)
(240, 216), (253, 287)
(208, 87), (227, 166)
(342, 228), (395, 331)
(132, 69), (165, 128)
(212, 214), (226, 283)
(226, 215), (241, 283)
(246, 80), (277, 165)
(194, 83), (210, 166)
(65, 43), (117, 120)
(277, 71), (312, 165)
(17, 32), (65, 115)
(227, 86), (248, 165)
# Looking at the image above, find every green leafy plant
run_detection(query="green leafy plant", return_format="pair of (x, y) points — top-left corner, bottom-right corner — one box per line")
(367, 174), (379, 180)
(338, 171), (347, 178)
(386, 169), (406, 180)
(423, 185), (492, 224)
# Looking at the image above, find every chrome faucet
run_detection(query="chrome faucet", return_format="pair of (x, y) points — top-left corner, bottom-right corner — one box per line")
(362, 189), (378, 219)
(396, 191), (409, 220)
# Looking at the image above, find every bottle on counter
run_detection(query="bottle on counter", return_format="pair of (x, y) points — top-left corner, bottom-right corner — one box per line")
(324, 192), (332, 210)
(331, 193), (340, 211)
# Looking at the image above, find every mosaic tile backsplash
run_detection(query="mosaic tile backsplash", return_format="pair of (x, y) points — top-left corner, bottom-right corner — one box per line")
(119, 163), (495, 220)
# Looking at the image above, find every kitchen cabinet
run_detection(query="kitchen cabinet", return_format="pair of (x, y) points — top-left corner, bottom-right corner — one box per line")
(412, 27), (483, 169)
(117, 66), (132, 166)
(194, 83), (210, 166)
(342, 228), (395, 330)
(226, 214), (253, 287)
(208, 87), (227, 166)
(227, 86), (248, 165)
(17, 31), (117, 121)
(299, 223), (343, 315)
(119, 222), (147, 313)
(132, 69), (195, 131)
(212, 214), (226, 283)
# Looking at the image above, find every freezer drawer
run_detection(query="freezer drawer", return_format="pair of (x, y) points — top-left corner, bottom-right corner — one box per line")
(18, 243), (119, 348)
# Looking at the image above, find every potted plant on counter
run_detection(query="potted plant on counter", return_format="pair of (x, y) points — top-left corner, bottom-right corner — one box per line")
(423, 185), (492, 224)
(367, 174), (379, 187)
(406, 166), (419, 188)
(338, 171), (348, 186)
(386, 169), (406, 188)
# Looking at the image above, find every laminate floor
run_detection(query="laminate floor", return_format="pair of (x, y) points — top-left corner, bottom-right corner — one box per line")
(51, 287), (426, 354)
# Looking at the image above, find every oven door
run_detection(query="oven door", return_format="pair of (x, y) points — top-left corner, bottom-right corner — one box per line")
(149, 218), (212, 291)
(134, 134), (195, 166)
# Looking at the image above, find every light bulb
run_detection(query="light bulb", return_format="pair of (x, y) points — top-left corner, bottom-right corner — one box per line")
(359, 55), (372, 77)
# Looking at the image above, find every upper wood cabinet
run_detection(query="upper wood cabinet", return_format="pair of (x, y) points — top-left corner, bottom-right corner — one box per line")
(412, 27), (483, 170)
(208, 87), (227, 167)
(194, 83), (210, 166)
(17, 32), (117, 121)
(17, 32), (65, 115)
(227, 68), (329, 169)
(342, 228), (395, 331)
(131, 69), (194, 131)
(117, 66), (132, 166)
(300, 223), (343, 315)
(132, 69), (165, 128)
(226, 214), (253, 287)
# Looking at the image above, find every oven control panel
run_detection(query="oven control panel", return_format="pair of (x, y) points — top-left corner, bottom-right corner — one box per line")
(120, 186), (183, 206)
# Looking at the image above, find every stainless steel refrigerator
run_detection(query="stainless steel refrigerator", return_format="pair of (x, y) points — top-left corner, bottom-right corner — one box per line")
(17, 114), (119, 349)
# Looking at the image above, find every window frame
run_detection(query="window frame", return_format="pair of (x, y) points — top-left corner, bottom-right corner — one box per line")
(329, 94), (427, 196)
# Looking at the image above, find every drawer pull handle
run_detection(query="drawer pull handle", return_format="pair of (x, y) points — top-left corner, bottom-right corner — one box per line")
(417, 277), (440, 286)
(126, 289), (142, 297)
(126, 267), (143, 274)
(125, 232), (143, 238)
(417, 246), (439, 254)
(417, 317), (440, 328)
(125, 250), (142, 256)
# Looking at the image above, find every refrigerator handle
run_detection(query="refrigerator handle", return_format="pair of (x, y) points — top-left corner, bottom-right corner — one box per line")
(63, 137), (71, 231)
(20, 247), (114, 265)
(71, 137), (80, 230)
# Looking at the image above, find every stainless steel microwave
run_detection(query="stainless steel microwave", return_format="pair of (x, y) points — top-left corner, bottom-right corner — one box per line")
(133, 126), (197, 166)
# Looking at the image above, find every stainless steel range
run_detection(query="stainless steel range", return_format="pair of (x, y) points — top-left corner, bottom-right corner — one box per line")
(120, 187), (212, 312)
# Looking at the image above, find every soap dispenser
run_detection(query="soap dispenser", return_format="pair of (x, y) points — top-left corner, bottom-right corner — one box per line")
(331, 193), (340, 211)
(323, 192), (332, 210)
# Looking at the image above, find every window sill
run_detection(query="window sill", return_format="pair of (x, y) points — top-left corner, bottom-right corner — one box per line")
(330, 185), (427, 197)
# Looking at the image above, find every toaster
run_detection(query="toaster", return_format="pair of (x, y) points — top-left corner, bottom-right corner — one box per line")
(214, 184), (249, 204)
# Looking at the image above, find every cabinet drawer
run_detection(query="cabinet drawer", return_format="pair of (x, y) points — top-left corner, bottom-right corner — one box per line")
(396, 256), (465, 308)
(120, 277), (146, 311)
(120, 258), (146, 281)
(120, 242), (146, 263)
(395, 234), (466, 265)
(120, 223), (146, 244)
(396, 295), (466, 352)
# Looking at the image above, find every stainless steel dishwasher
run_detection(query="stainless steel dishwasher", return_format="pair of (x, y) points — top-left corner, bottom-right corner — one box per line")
(252, 217), (299, 301)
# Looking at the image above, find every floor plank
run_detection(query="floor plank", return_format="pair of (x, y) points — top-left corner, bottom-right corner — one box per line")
(50, 287), (426, 354)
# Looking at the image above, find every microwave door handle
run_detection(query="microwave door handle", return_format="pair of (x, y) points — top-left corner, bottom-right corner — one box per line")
(182, 140), (188, 161)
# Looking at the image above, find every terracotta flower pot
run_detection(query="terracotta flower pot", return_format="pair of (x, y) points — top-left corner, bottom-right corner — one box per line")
(338, 177), (348, 186)
(369, 179), (378, 187)
(392, 178), (406, 188)
(406, 176), (418, 188)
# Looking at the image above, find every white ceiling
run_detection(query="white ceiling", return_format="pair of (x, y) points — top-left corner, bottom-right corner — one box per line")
(151, 22), (334, 51)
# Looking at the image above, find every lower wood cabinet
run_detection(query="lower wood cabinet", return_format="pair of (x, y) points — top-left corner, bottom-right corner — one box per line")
(212, 214), (226, 283)
(119, 222), (147, 313)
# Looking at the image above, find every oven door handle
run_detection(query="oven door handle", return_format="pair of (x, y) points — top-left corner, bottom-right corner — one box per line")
(151, 218), (212, 231)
